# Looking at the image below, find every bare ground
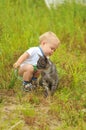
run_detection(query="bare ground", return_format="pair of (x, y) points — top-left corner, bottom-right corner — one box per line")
(0, 89), (62, 130)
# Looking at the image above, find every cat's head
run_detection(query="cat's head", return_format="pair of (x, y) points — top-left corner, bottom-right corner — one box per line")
(37, 55), (50, 69)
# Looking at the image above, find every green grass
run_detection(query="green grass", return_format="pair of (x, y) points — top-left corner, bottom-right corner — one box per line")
(0, 0), (86, 129)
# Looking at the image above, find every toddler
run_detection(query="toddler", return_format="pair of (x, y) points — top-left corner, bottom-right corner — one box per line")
(13, 31), (60, 91)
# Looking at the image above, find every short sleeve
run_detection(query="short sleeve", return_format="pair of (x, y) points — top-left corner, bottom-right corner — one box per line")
(26, 48), (35, 56)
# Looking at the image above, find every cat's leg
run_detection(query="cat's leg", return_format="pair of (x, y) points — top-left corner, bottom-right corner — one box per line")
(39, 78), (50, 97)
(31, 80), (38, 88)
(44, 90), (48, 97)
(50, 78), (59, 95)
(51, 82), (57, 96)
(51, 86), (56, 96)
(38, 78), (43, 86)
(42, 81), (50, 97)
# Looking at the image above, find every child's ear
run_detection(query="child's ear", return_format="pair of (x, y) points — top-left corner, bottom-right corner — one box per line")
(41, 40), (46, 45)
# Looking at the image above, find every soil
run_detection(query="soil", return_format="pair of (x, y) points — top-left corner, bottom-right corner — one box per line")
(0, 89), (62, 130)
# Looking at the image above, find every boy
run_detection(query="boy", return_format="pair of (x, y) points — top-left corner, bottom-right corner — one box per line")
(13, 31), (60, 91)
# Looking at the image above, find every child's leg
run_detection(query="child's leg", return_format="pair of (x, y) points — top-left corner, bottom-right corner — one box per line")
(18, 64), (34, 81)
(18, 64), (34, 92)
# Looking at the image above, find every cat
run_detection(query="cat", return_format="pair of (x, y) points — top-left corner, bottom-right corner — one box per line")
(37, 55), (59, 97)
(31, 55), (50, 87)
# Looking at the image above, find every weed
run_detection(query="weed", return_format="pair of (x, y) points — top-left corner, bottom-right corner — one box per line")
(0, 0), (86, 129)
(22, 105), (36, 125)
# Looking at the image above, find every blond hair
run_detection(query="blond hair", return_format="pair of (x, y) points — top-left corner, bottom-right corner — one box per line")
(39, 31), (60, 45)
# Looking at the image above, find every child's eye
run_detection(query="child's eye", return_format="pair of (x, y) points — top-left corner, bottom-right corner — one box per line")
(51, 48), (55, 51)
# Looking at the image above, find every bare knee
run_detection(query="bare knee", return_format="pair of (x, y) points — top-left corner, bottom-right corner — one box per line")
(18, 64), (34, 76)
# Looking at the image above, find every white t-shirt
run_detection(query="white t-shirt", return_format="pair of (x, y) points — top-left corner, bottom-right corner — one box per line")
(20, 46), (44, 67)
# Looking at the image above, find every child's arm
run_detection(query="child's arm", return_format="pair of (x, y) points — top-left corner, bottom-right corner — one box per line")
(13, 52), (30, 68)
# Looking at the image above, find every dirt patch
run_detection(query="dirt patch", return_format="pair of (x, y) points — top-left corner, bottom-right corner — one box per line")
(0, 89), (62, 130)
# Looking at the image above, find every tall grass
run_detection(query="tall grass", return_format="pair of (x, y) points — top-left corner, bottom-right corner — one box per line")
(0, 0), (85, 89)
(0, 0), (86, 129)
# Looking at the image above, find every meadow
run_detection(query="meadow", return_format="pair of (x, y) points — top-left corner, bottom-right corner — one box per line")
(0, 0), (86, 129)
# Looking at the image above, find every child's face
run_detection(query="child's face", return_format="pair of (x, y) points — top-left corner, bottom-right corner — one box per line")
(42, 40), (58, 56)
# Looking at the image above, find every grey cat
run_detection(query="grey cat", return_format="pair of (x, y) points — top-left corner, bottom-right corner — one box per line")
(37, 55), (59, 97)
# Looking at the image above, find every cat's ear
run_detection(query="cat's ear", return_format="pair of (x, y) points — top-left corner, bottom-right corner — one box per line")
(44, 55), (48, 60)
(38, 54), (42, 58)
(38, 54), (47, 60)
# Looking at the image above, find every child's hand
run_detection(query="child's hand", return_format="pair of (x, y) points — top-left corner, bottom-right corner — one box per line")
(13, 62), (20, 69)
(34, 70), (41, 77)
